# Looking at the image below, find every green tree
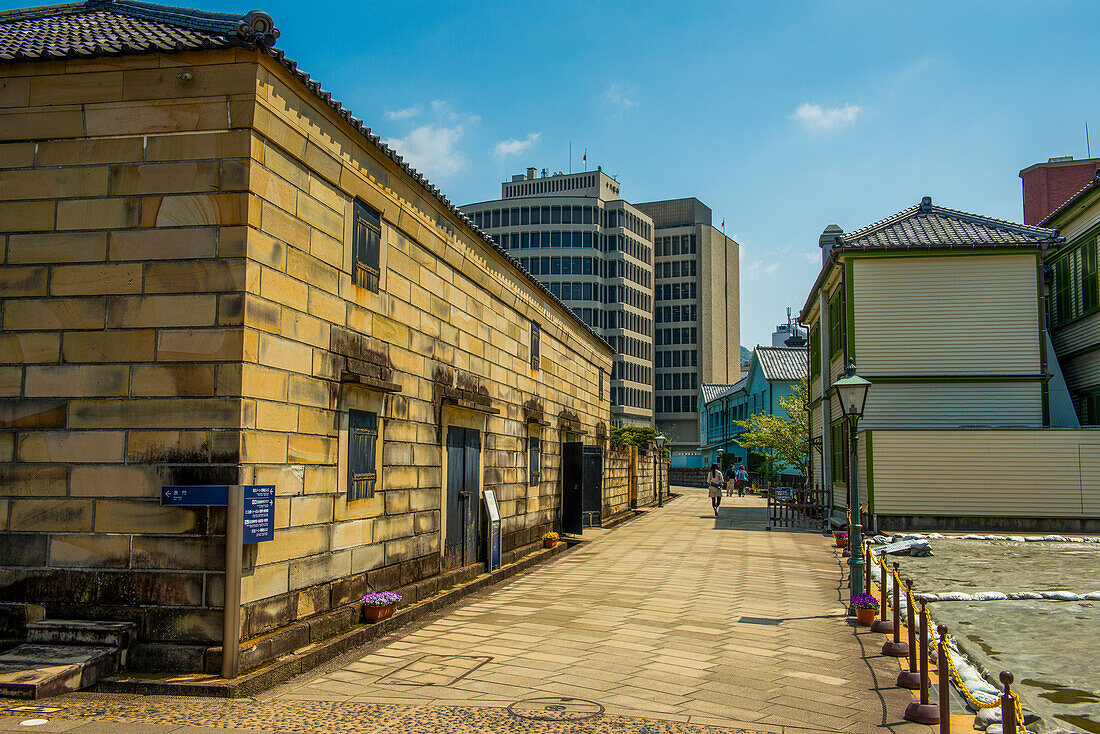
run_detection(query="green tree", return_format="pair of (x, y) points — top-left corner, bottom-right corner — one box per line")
(733, 378), (809, 475)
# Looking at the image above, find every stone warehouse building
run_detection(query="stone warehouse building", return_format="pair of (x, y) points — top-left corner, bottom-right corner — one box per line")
(0, 1), (615, 672)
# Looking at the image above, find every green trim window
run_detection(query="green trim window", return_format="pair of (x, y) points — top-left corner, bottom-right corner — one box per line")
(828, 288), (843, 358)
(528, 434), (541, 486)
(353, 201), (382, 292)
(1079, 388), (1100, 427)
(829, 419), (848, 484)
(809, 324), (820, 379)
(1051, 235), (1100, 326)
(348, 410), (378, 500)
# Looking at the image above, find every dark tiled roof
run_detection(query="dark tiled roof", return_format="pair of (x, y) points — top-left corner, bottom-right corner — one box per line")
(0, 0), (611, 352)
(701, 378), (746, 405)
(0, 1), (278, 60)
(1040, 172), (1100, 227)
(755, 346), (807, 382)
(835, 197), (1058, 250)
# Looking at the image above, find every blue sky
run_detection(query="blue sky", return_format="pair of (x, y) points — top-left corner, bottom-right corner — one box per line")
(14, 0), (1098, 346)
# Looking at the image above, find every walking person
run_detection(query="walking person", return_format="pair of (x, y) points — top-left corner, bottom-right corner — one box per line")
(708, 463), (724, 516)
(735, 464), (749, 498)
(725, 464), (736, 497)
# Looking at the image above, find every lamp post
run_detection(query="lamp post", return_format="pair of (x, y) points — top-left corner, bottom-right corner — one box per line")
(655, 433), (666, 507)
(832, 362), (871, 615)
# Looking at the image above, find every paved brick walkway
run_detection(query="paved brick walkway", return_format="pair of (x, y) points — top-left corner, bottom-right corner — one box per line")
(271, 487), (927, 733)
(0, 488), (928, 734)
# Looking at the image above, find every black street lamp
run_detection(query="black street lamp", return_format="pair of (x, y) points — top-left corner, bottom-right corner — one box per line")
(654, 433), (666, 507)
(832, 362), (870, 614)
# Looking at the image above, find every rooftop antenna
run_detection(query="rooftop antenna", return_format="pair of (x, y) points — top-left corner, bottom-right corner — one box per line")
(1088, 122), (1092, 158)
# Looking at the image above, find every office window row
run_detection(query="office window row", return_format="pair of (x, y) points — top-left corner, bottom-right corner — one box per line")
(603, 208), (652, 241)
(655, 282), (697, 301)
(611, 386), (651, 410)
(655, 327), (697, 346)
(656, 234), (697, 256)
(656, 259), (697, 280)
(606, 284), (651, 312)
(475, 204), (596, 229)
(506, 174), (596, 198)
(493, 230), (650, 264)
(608, 335), (651, 362)
(611, 359), (650, 386)
(655, 305), (698, 323)
(606, 309), (651, 337)
(656, 394), (697, 414)
(522, 255), (599, 277)
(656, 372), (697, 392)
(655, 349), (698, 368)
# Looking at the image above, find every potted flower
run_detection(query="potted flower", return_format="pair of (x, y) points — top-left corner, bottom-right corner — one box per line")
(361, 591), (401, 622)
(542, 531), (560, 549)
(851, 593), (879, 626)
(833, 531), (848, 548)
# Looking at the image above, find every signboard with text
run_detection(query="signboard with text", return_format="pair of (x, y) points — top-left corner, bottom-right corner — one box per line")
(161, 485), (275, 544)
(483, 489), (501, 571)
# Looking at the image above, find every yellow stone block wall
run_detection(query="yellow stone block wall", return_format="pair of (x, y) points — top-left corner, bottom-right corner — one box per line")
(1, 48), (612, 655)
(0, 51), (265, 648)
(231, 54), (611, 636)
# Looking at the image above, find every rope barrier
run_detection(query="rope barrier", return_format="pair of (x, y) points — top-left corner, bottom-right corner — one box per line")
(866, 540), (1029, 733)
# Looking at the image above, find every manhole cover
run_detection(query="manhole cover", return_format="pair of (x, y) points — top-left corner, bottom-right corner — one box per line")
(508, 696), (604, 721)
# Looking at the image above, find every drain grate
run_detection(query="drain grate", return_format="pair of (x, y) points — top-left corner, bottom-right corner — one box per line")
(508, 696), (604, 722)
(738, 616), (783, 625)
(377, 654), (491, 686)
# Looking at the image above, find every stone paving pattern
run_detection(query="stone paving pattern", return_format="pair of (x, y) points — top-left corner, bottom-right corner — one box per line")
(0, 489), (929, 733)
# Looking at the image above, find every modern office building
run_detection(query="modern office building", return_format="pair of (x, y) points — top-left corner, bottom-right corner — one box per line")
(462, 169), (655, 427)
(635, 198), (740, 466)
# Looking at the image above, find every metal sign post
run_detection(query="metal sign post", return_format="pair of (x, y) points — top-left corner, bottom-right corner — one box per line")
(161, 484), (274, 680)
(223, 485), (243, 680)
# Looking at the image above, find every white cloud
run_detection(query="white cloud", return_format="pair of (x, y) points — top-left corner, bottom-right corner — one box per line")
(603, 83), (637, 111)
(791, 102), (862, 131)
(382, 101), (479, 181)
(493, 132), (542, 159)
(385, 106), (420, 121)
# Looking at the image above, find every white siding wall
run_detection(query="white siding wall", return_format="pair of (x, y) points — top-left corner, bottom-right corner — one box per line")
(861, 382), (1043, 429)
(870, 429), (1100, 517)
(852, 255), (1041, 376)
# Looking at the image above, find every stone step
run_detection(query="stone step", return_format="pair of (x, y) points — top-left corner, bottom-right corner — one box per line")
(0, 644), (119, 699)
(26, 620), (135, 653)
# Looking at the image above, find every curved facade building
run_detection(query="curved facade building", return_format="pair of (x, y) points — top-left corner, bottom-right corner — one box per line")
(462, 169), (654, 426)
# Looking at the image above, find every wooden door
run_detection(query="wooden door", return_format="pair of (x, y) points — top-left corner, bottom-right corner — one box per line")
(444, 426), (482, 570)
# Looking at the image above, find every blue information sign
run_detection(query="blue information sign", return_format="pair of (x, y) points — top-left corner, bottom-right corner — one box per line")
(242, 485), (275, 543)
(161, 485), (275, 543)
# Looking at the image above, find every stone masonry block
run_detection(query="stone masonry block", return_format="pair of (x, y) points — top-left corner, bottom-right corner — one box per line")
(52, 263), (142, 295)
(384, 489), (409, 516)
(130, 364), (216, 397)
(107, 294), (218, 328)
(331, 518), (372, 551)
(0, 107), (83, 142)
(4, 297), (105, 331)
(144, 259), (244, 293)
(31, 366), (129, 402)
(9, 498), (93, 532)
(27, 70), (123, 105)
(69, 464), (167, 499)
(287, 434), (336, 464)
(145, 192), (247, 228)
(83, 98), (228, 137)
(260, 267), (309, 313)
(0, 464), (67, 496)
(0, 533), (47, 566)
(240, 562), (289, 605)
(0, 166), (108, 200)
(0, 141), (34, 167)
(18, 430), (124, 462)
(288, 495), (333, 527)
(144, 130), (250, 162)
(36, 137), (143, 167)
(97, 570), (204, 607)
(71, 396), (240, 430)
(252, 524), (329, 566)
(131, 535), (223, 571)
(258, 333), (313, 374)
(0, 265), (48, 295)
(0, 399), (67, 429)
(373, 515), (414, 544)
(56, 197), (140, 230)
(350, 543), (384, 575)
(126, 430), (210, 463)
(48, 534), (130, 568)
(0, 333), (59, 364)
(6, 232), (108, 264)
(109, 227), (217, 261)
(288, 550), (350, 592)
(156, 328), (243, 362)
(109, 161), (219, 196)
(94, 499), (203, 534)
(62, 330), (155, 363)
(239, 431), (287, 463)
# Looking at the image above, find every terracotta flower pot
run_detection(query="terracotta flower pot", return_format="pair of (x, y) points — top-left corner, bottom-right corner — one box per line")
(835, 537), (847, 548)
(856, 607), (877, 626)
(363, 602), (396, 623)
(543, 538), (556, 549)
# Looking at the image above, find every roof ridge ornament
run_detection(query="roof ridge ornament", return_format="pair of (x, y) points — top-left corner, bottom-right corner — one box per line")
(238, 10), (278, 47)
(920, 196), (932, 212)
